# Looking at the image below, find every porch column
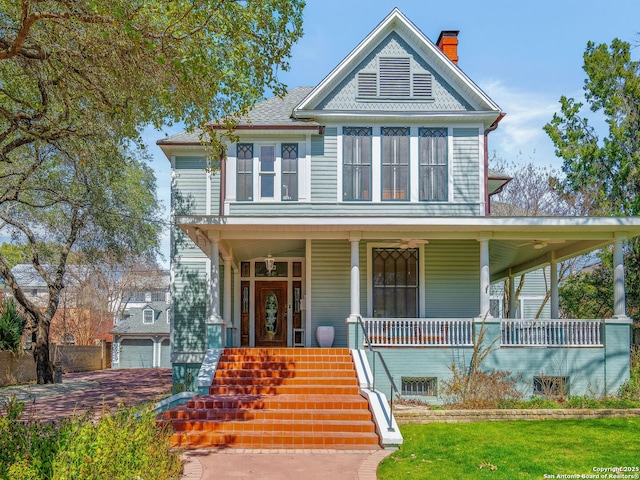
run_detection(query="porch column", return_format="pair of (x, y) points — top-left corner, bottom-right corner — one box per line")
(479, 236), (491, 317)
(614, 235), (627, 318)
(550, 256), (559, 319)
(508, 272), (516, 319)
(223, 254), (233, 329)
(206, 234), (225, 349)
(349, 233), (361, 318)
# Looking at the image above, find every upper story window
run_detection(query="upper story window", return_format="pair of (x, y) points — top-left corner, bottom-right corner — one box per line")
(381, 127), (409, 201)
(281, 144), (298, 201)
(143, 308), (154, 324)
(357, 57), (433, 99)
(259, 145), (275, 199)
(419, 128), (448, 201)
(237, 144), (253, 201)
(343, 127), (371, 201)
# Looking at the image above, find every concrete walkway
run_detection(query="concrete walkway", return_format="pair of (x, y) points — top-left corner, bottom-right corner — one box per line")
(0, 369), (394, 479)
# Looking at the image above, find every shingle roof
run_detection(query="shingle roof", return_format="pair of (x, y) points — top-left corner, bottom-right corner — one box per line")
(110, 301), (170, 335)
(157, 87), (318, 145)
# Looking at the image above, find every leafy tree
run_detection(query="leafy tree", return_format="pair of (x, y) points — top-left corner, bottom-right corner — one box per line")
(0, 137), (161, 383)
(0, 0), (305, 383)
(0, 298), (27, 353)
(545, 38), (640, 322)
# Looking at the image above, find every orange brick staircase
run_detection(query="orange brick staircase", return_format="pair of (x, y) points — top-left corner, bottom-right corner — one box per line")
(163, 348), (381, 449)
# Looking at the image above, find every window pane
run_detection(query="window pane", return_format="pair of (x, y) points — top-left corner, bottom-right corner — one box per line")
(260, 145), (275, 198)
(381, 127), (409, 200)
(419, 128), (447, 201)
(281, 144), (298, 201)
(343, 127), (371, 200)
(372, 248), (419, 318)
(237, 144), (253, 201)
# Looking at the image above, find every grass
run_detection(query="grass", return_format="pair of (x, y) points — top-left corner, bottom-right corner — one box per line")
(378, 418), (640, 479)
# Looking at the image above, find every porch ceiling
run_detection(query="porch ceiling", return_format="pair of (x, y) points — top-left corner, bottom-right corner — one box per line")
(177, 215), (640, 280)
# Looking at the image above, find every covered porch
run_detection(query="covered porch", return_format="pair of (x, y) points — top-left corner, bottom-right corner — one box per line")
(177, 215), (640, 352)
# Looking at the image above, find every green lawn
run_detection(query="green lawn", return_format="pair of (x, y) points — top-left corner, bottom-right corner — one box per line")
(378, 418), (640, 479)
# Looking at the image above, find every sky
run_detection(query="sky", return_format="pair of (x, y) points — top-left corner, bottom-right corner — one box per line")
(145, 0), (640, 266)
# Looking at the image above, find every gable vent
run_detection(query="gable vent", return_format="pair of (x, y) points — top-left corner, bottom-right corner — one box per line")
(357, 72), (377, 97)
(379, 57), (410, 97)
(413, 73), (432, 97)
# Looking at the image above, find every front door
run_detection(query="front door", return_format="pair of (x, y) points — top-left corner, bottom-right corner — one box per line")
(255, 281), (288, 347)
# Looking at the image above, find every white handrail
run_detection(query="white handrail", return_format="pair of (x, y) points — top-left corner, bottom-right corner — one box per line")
(361, 318), (473, 347)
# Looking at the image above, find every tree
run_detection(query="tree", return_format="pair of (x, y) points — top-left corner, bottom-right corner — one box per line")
(0, 0), (305, 165)
(544, 38), (640, 322)
(0, 137), (161, 383)
(0, 0), (305, 383)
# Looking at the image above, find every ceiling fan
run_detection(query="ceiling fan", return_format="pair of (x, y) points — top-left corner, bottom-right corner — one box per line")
(387, 239), (429, 249)
(517, 239), (566, 250)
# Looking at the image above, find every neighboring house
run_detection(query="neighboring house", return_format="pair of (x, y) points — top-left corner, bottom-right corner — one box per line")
(110, 297), (171, 368)
(490, 268), (551, 320)
(1, 264), (112, 345)
(159, 9), (640, 399)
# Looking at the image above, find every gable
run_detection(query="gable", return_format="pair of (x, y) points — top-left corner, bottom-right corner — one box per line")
(316, 32), (472, 112)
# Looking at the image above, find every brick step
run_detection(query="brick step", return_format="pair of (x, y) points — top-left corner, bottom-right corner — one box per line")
(173, 394), (370, 412)
(164, 407), (374, 422)
(209, 384), (360, 396)
(170, 418), (376, 434)
(215, 360), (354, 371)
(214, 368), (357, 379)
(170, 430), (381, 450)
(211, 376), (357, 387)
(223, 348), (352, 357)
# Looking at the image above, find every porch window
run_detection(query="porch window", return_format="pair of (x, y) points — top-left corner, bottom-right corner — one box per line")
(237, 144), (253, 201)
(259, 145), (275, 199)
(281, 144), (298, 201)
(372, 248), (419, 318)
(381, 127), (409, 200)
(343, 127), (371, 201)
(419, 128), (448, 201)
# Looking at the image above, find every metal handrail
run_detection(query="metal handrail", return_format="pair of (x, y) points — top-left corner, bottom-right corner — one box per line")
(355, 314), (399, 432)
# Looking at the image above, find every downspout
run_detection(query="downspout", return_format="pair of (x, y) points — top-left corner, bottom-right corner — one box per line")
(219, 153), (226, 216)
(484, 112), (506, 216)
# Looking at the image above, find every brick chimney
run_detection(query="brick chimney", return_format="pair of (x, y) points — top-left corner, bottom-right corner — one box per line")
(436, 30), (459, 65)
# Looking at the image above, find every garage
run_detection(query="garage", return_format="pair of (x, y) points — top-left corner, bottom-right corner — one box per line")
(118, 339), (154, 368)
(160, 339), (171, 368)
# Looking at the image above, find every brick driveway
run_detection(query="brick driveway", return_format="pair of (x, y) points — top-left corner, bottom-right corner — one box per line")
(0, 368), (172, 420)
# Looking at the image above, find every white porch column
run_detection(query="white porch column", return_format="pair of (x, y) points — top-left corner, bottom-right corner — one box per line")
(614, 235), (627, 318)
(208, 235), (222, 323)
(223, 255), (232, 328)
(508, 272), (516, 319)
(479, 235), (491, 317)
(349, 232), (361, 319)
(550, 258), (559, 319)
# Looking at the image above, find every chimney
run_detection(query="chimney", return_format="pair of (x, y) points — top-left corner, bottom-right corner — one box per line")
(436, 30), (459, 65)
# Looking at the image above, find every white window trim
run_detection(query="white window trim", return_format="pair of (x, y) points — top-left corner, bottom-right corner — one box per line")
(143, 307), (154, 324)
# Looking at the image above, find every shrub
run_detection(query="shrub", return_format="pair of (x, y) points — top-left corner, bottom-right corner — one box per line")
(619, 346), (640, 401)
(0, 298), (27, 353)
(0, 397), (182, 480)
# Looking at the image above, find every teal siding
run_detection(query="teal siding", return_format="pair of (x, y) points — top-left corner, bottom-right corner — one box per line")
(310, 128), (338, 201)
(172, 227), (206, 258)
(452, 128), (480, 204)
(229, 202), (480, 216)
(425, 240), (479, 317)
(310, 240), (351, 347)
(172, 363), (200, 393)
(174, 156), (207, 215)
(172, 260), (207, 354)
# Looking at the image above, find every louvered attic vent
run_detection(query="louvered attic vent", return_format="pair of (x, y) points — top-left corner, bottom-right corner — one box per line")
(357, 57), (433, 99)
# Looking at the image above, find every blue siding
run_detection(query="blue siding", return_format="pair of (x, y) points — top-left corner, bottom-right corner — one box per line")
(452, 128), (480, 204)
(310, 128), (338, 201)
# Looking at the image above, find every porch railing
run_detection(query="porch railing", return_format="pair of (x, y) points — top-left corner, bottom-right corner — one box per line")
(361, 318), (474, 347)
(500, 319), (603, 347)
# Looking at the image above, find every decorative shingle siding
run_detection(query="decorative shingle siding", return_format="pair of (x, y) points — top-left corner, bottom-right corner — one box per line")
(172, 260), (208, 353)
(316, 33), (471, 112)
(311, 128), (338, 201)
(452, 128), (480, 204)
(424, 240), (479, 317)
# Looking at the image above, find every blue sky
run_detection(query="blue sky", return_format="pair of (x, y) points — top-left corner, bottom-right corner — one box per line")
(146, 0), (640, 265)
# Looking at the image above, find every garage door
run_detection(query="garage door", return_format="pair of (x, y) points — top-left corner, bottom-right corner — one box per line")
(119, 339), (154, 368)
(160, 339), (171, 368)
